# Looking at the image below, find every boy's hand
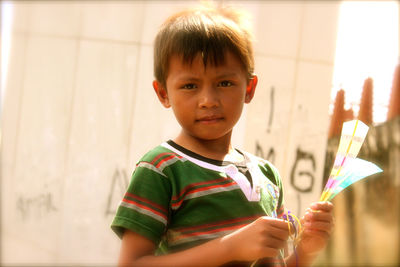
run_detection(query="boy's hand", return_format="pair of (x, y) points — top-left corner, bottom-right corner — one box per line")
(297, 201), (334, 255)
(221, 216), (289, 262)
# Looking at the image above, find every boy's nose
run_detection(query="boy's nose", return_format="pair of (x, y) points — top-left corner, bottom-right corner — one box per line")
(198, 87), (219, 108)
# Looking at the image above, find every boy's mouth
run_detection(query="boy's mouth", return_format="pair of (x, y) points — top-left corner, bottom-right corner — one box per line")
(196, 115), (224, 124)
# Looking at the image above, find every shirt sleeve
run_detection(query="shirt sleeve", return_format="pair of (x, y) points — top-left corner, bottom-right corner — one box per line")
(111, 161), (172, 244)
(260, 161), (285, 218)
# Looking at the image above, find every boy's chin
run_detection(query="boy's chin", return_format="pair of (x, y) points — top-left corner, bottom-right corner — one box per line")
(187, 131), (233, 142)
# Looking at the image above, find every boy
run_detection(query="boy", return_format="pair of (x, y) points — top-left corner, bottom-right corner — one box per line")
(111, 4), (334, 267)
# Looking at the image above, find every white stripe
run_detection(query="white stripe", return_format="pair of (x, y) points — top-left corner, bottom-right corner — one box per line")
(171, 183), (241, 210)
(168, 229), (236, 246)
(162, 142), (226, 173)
(158, 157), (186, 171)
(185, 184), (240, 200)
(137, 162), (167, 177)
(120, 201), (167, 225)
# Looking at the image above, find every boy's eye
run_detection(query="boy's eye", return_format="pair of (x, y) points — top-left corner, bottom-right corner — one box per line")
(218, 81), (233, 87)
(182, 83), (197, 89)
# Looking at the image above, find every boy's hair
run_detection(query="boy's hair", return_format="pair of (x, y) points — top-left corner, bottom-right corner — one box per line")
(154, 4), (254, 87)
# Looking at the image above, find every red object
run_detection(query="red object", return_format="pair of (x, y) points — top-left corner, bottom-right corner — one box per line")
(328, 89), (354, 138)
(387, 64), (400, 121)
(358, 77), (373, 125)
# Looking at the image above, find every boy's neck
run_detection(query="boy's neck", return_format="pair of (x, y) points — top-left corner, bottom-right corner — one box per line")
(173, 131), (235, 161)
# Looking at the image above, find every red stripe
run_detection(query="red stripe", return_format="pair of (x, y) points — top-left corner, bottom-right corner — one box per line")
(125, 192), (168, 213)
(172, 181), (237, 208)
(177, 215), (259, 233)
(177, 223), (248, 240)
(277, 206), (285, 218)
(156, 154), (177, 168)
(151, 152), (176, 165)
(172, 177), (231, 201)
(188, 182), (237, 195)
(122, 198), (167, 220)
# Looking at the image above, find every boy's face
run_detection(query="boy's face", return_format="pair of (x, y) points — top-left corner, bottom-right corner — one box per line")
(153, 51), (257, 144)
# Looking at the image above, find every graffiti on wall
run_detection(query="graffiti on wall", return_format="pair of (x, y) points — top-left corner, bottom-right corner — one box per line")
(254, 85), (320, 214)
(290, 147), (316, 193)
(255, 140), (276, 164)
(16, 191), (57, 221)
(105, 168), (129, 217)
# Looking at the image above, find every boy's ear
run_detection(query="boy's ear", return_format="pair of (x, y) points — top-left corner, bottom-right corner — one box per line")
(245, 75), (258, 103)
(153, 80), (171, 108)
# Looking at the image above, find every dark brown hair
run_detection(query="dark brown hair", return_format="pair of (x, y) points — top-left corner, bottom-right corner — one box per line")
(153, 4), (254, 86)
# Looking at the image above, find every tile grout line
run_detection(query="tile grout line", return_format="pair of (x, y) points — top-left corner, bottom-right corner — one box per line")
(281, 1), (306, 178)
(126, 4), (147, 171)
(56, 6), (83, 263)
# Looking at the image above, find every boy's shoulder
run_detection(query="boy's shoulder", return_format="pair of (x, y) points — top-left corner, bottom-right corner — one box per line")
(137, 142), (185, 166)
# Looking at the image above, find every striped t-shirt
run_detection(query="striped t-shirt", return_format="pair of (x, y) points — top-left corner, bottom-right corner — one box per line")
(111, 140), (285, 258)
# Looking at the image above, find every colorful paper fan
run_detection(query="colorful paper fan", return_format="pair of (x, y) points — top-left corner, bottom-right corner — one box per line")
(320, 120), (383, 202)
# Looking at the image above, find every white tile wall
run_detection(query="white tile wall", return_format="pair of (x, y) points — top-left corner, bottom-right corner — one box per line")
(15, 35), (77, 185)
(59, 39), (138, 263)
(29, 2), (82, 37)
(1, 32), (29, 264)
(1, 33), (27, 177)
(9, 3), (31, 33)
(244, 2), (339, 216)
(244, 55), (297, 168)
(3, 35), (78, 263)
(253, 2), (304, 58)
(129, 45), (180, 165)
(292, 61), (335, 132)
(299, 2), (340, 62)
(81, 2), (146, 42)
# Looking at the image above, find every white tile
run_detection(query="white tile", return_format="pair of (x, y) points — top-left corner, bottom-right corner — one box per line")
(29, 1), (82, 37)
(1, 33), (29, 264)
(253, 3), (304, 58)
(67, 40), (138, 166)
(129, 45), (180, 164)
(9, 2), (32, 33)
(81, 2), (146, 42)
(1, 33), (27, 174)
(300, 2), (340, 62)
(292, 61), (334, 134)
(59, 40), (139, 263)
(1, 33), (27, 238)
(66, 39), (139, 184)
(7, 35), (78, 262)
(246, 55), (297, 134)
(244, 55), (297, 168)
(244, 57), (334, 214)
(2, 232), (57, 264)
(15, 35), (77, 184)
(281, 61), (334, 211)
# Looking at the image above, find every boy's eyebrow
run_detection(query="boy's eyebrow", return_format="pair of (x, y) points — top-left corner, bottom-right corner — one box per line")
(214, 72), (241, 79)
(174, 75), (201, 82)
(175, 72), (241, 81)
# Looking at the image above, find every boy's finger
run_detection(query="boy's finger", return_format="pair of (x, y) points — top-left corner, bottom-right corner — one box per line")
(304, 210), (333, 222)
(264, 236), (287, 249)
(268, 227), (290, 241)
(259, 217), (290, 230)
(310, 201), (333, 212)
(303, 228), (331, 240)
(304, 221), (333, 233)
